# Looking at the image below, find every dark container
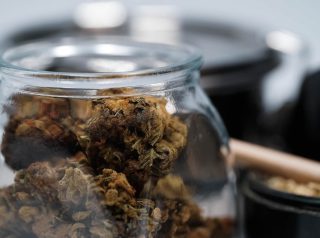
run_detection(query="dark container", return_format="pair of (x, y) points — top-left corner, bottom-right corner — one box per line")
(242, 173), (320, 238)
(287, 70), (320, 160)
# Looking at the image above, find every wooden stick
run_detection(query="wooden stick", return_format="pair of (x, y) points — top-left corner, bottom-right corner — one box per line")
(230, 138), (320, 183)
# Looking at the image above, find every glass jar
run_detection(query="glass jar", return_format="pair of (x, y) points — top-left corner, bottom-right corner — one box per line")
(0, 37), (236, 238)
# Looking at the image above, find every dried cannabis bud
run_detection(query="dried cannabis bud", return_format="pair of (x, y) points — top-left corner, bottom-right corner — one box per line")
(266, 176), (320, 197)
(2, 116), (80, 170)
(0, 159), (119, 238)
(150, 175), (233, 238)
(2, 95), (92, 170)
(0, 91), (233, 237)
(83, 96), (187, 193)
(0, 158), (233, 238)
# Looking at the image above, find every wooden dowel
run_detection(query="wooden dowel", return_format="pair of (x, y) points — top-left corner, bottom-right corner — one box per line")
(230, 138), (320, 183)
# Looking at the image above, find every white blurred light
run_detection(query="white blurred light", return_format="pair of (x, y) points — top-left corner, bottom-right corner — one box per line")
(133, 5), (180, 32)
(87, 58), (136, 72)
(74, 1), (127, 29)
(263, 31), (306, 112)
(95, 44), (131, 56)
(52, 45), (77, 57)
(130, 5), (181, 43)
(266, 31), (303, 54)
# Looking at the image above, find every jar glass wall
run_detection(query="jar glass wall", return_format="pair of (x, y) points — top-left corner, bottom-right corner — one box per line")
(0, 37), (236, 238)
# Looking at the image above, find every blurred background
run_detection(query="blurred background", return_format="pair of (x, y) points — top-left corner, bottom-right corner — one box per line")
(2, 2), (320, 238)
(2, 0), (320, 66)
(1, 0), (320, 159)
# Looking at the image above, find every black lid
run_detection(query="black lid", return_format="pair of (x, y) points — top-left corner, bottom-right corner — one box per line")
(180, 20), (280, 92)
(182, 20), (272, 72)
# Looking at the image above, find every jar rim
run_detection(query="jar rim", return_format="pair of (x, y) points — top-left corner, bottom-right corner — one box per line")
(0, 36), (202, 90)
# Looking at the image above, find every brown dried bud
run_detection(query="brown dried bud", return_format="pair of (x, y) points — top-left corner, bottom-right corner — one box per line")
(2, 117), (80, 170)
(15, 161), (59, 202)
(152, 207), (162, 221)
(0, 92), (233, 238)
(58, 167), (93, 205)
(70, 223), (86, 238)
(70, 99), (93, 121)
(94, 169), (136, 209)
(15, 192), (30, 201)
(90, 220), (115, 238)
(82, 96), (188, 195)
(72, 211), (92, 222)
(18, 206), (40, 223)
(152, 175), (190, 200)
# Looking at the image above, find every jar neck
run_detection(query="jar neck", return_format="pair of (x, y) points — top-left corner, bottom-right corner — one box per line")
(0, 67), (200, 98)
(0, 36), (202, 97)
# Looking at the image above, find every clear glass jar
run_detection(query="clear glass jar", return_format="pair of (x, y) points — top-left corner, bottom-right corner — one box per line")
(0, 37), (236, 238)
